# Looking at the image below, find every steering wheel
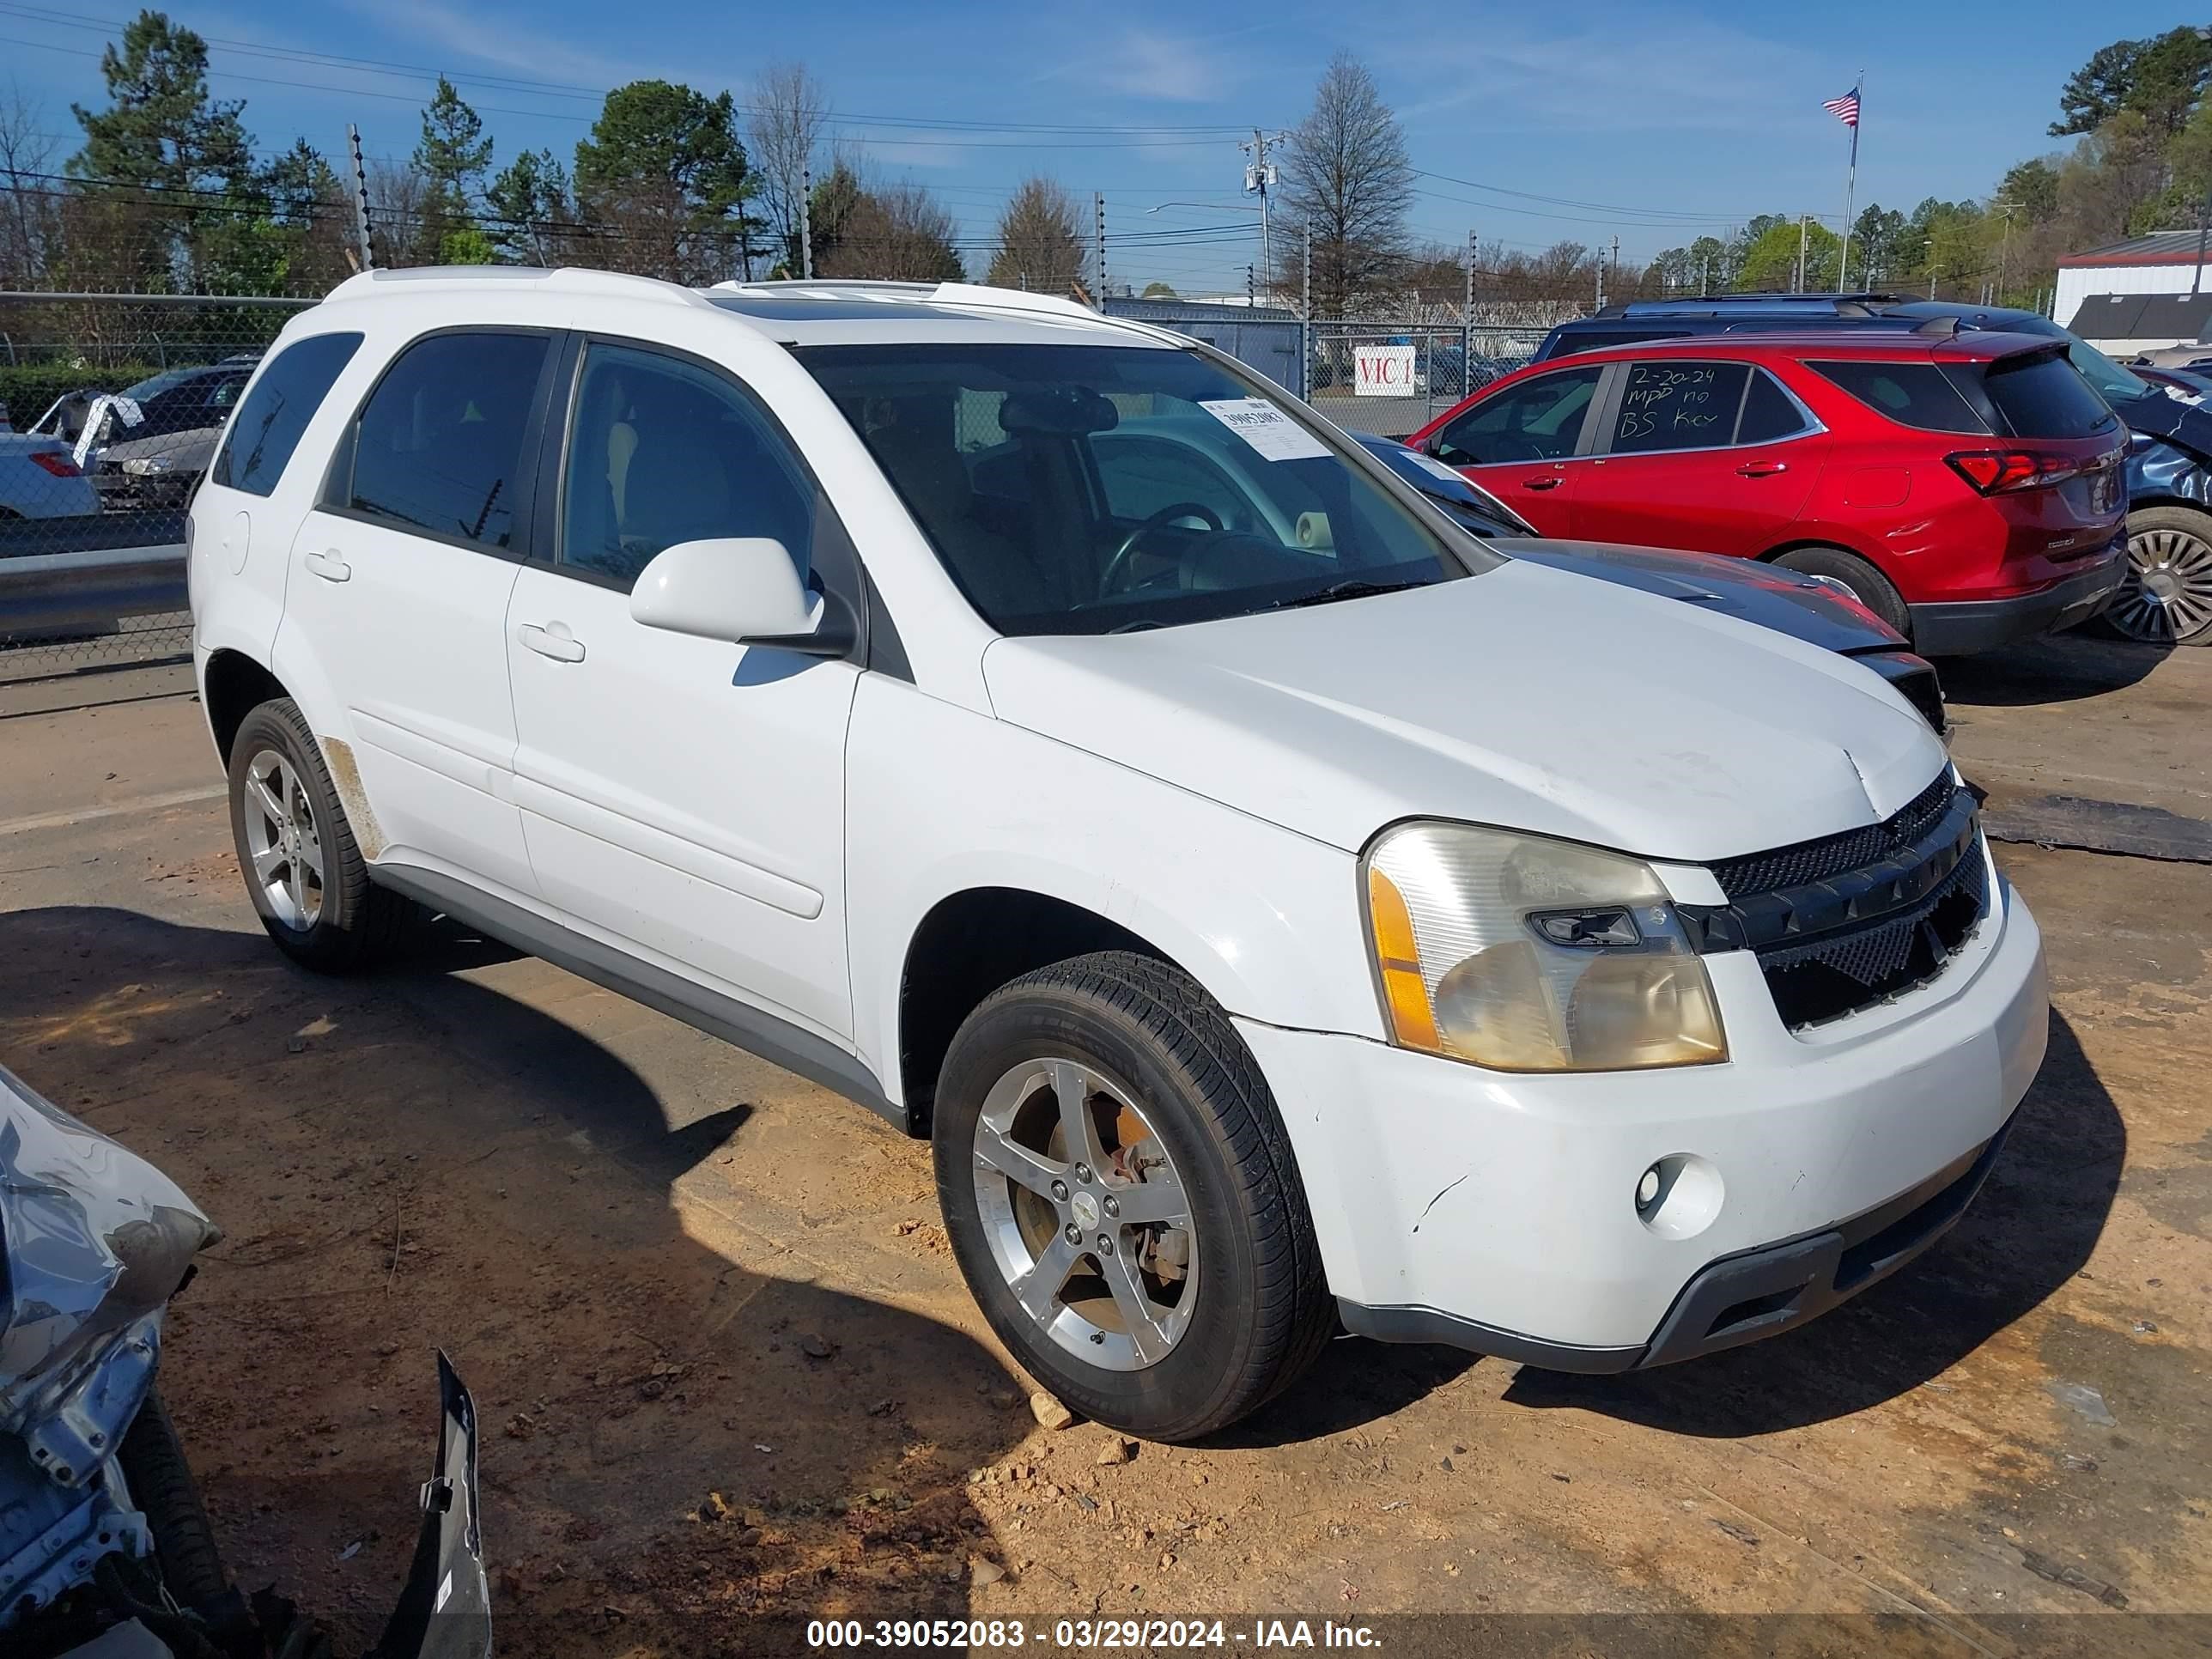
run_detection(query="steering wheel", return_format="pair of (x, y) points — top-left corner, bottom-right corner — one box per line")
(1099, 501), (1224, 597)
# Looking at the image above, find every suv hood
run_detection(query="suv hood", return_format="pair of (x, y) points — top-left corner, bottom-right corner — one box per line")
(981, 560), (1948, 862)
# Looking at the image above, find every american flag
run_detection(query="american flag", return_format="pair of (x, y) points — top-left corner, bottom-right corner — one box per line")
(1823, 87), (1862, 128)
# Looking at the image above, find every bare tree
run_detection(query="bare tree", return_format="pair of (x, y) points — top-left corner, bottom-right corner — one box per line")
(1278, 51), (1413, 315)
(0, 82), (61, 285)
(819, 177), (963, 282)
(748, 61), (830, 276)
(365, 156), (433, 267)
(985, 175), (1085, 293)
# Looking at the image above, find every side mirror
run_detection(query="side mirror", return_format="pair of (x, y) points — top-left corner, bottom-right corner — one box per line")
(629, 538), (853, 657)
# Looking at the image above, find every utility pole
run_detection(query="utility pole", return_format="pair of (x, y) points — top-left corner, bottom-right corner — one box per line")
(1699, 254), (1710, 295)
(1610, 234), (1620, 300)
(346, 124), (374, 271)
(1301, 222), (1313, 399)
(1595, 245), (1607, 311)
(1462, 228), (1475, 404)
(1796, 213), (1809, 292)
(799, 165), (814, 279)
(1996, 200), (2016, 302)
(2193, 173), (2212, 300)
(1094, 191), (1107, 305)
(1241, 129), (1285, 293)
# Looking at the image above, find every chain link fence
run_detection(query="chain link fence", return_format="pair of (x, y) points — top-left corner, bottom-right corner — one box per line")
(1306, 323), (1549, 438)
(1, 293), (311, 680)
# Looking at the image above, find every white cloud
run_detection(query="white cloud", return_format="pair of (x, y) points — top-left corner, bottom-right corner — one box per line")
(336, 0), (660, 89)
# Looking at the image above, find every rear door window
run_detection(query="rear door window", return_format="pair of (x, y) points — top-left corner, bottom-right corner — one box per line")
(1734, 369), (1813, 443)
(1607, 361), (1751, 453)
(1806, 361), (1988, 434)
(1977, 350), (2118, 440)
(342, 331), (552, 550)
(211, 332), (363, 496)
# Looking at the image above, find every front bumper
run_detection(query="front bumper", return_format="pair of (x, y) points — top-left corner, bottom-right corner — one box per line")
(1906, 545), (2125, 656)
(1239, 854), (2049, 1362)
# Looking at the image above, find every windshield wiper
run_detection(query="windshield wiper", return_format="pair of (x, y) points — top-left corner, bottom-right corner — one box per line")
(1264, 578), (1427, 612)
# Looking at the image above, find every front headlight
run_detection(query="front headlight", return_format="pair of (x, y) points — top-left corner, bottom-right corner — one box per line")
(1363, 822), (1727, 1072)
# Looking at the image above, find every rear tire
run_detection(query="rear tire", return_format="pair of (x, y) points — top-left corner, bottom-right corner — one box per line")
(227, 698), (416, 973)
(2095, 506), (2212, 645)
(933, 951), (1333, 1442)
(1771, 545), (1912, 640)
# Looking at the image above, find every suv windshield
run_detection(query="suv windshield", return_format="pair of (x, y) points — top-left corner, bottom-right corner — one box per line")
(799, 342), (1479, 635)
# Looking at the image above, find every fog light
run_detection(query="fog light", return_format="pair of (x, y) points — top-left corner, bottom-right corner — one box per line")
(1633, 1153), (1724, 1240)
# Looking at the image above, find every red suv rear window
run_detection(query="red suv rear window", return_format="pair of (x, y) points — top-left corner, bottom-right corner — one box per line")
(1977, 350), (2117, 440)
(1806, 362), (1985, 433)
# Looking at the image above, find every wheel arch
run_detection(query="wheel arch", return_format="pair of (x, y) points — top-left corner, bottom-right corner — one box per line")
(200, 648), (291, 764)
(895, 886), (1175, 1131)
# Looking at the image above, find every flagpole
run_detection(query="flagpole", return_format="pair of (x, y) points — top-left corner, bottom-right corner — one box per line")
(1838, 75), (1862, 290)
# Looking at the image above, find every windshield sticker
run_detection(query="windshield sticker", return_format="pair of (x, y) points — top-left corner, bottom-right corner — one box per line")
(1403, 448), (1468, 484)
(1199, 398), (1333, 462)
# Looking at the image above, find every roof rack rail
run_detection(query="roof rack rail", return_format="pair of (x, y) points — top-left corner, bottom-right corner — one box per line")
(1590, 292), (1909, 322)
(325, 264), (707, 308)
(711, 277), (1105, 324)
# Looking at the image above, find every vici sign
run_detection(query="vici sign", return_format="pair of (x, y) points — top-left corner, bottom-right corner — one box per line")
(1353, 344), (1417, 397)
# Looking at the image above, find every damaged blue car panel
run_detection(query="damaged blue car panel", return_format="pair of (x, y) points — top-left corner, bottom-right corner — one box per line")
(2134, 426), (2212, 510)
(0, 1063), (218, 1629)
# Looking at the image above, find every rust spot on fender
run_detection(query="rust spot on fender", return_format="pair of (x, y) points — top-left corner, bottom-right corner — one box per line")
(319, 736), (386, 860)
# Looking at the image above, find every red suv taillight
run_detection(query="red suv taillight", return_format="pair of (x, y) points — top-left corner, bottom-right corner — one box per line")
(28, 450), (82, 477)
(1945, 449), (2084, 495)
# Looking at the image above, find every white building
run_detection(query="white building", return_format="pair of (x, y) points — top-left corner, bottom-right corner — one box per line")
(2055, 230), (2212, 331)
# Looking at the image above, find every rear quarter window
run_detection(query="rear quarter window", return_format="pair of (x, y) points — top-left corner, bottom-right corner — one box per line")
(1978, 351), (2118, 440)
(1806, 361), (1988, 434)
(210, 332), (364, 496)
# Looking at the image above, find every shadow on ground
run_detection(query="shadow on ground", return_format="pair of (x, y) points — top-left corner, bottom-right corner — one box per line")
(1502, 1010), (2122, 1435)
(1941, 633), (2171, 708)
(0, 905), (1033, 1658)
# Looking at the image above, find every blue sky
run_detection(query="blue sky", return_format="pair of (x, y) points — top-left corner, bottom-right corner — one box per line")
(0, 0), (2172, 293)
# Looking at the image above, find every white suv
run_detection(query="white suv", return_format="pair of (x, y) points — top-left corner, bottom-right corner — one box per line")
(188, 268), (2049, 1440)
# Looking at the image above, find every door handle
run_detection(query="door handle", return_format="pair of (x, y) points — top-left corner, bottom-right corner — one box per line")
(517, 622), (586, 664)
(1522, 476), (1563, 491)
(1736, 460), (1789, 477)
(303, 549), (350, 583)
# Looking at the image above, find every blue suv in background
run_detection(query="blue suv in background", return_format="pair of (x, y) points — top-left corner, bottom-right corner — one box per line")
(1534, 295), (2212, 646)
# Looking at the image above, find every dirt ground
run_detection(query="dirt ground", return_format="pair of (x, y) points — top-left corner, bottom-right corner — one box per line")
(1, 637), (2208, 1657)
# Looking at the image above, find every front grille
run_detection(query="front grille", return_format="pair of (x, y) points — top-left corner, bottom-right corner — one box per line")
(1759, 848), (1987, 1027)
(1710, 770), (1957, 899)
(1689, 771), (1990, 1029)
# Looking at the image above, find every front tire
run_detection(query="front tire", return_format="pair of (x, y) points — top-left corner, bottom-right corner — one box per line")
(933, 952), (1333, 1442)
(227, 698), (415, 973)
(2098, 506), (2212, 645)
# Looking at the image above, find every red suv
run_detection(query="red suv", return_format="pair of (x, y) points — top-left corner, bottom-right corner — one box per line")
(1405, 330), (2129, 653)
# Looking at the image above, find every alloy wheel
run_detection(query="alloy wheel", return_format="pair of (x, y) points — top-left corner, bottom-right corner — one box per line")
(240, 747), (325, 928)
(969, 1056), (1199, 1370)
(2107, 525), (2212, 643)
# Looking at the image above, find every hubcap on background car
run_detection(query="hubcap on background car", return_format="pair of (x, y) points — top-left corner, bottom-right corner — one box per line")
(2108, 526), (2212, 642)
(970, 1057), (1199, 1370)
(240, 748), (325, 927)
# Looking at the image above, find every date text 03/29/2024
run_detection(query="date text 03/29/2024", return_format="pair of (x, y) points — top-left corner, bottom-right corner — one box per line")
(805, 1618), (1382, 1649)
